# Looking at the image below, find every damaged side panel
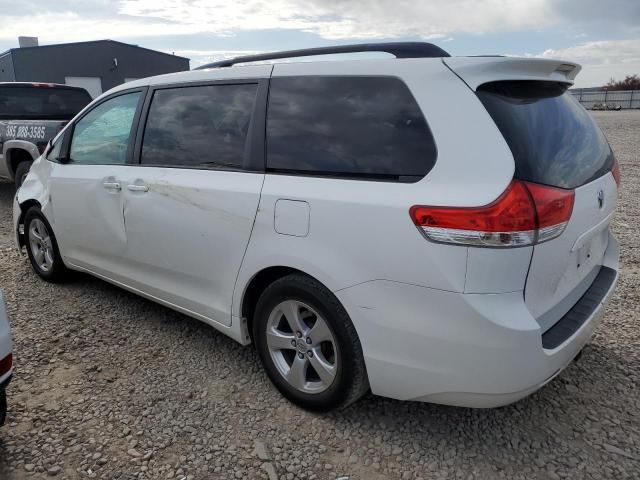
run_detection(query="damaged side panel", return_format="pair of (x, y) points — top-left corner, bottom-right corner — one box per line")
(14, 155), (54, 250)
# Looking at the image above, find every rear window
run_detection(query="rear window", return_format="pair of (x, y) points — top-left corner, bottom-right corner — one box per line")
(0, 86), (91, 120)
(267, 76), (437, 182)
(477, 81), (614, 189)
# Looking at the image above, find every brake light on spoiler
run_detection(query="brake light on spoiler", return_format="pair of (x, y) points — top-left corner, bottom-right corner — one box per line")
(410, 180), (575, 248)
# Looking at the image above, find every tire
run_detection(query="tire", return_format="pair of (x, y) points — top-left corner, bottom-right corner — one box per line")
(14, 160), (32, 189)
(253, 273), (369, 411)
(23, 207), (69, 282)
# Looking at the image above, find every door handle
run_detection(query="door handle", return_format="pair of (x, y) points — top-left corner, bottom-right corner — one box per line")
(127, 184), (149, 192)
(102, 181), (121, 191)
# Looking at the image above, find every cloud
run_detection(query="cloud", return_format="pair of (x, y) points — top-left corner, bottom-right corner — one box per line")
(540, 39), (640, 87)
(0, 13), (194, 42)
(1, 0), (638, 44)
(118, 0), (555, 39)
(1, 0), (638, 87)
(0, 0), (557, 42)
(553, 0), (640, 31)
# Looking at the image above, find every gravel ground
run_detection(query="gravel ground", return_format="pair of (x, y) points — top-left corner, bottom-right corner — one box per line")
(0, 110), (638, 480)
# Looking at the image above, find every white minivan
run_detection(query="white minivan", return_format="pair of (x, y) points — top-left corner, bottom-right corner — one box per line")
(13, 43), (619, 411)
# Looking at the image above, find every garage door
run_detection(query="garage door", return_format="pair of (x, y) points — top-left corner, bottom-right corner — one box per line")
(65, 76), (102, 99)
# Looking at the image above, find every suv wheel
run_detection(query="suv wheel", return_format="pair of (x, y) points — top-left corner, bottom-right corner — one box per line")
(253, 273), (369, 411)
(14, 161), (32, 189)
(24, 207), (68, 282)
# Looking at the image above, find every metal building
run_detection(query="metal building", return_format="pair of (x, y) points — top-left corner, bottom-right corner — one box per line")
(0, 39), (190, 98)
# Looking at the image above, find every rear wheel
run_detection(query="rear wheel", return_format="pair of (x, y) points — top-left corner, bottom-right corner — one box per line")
(24, 207), (69, 282)
(253, 273), (368, 411)
(14, 161), (31, 189)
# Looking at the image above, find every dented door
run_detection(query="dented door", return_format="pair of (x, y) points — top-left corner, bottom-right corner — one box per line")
(49, 91), (143, 276)
(121, 169), (264, 327)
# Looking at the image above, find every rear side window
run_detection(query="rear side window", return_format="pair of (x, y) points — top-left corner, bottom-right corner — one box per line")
(141, 84), (258, 169)
(267, 76), (437, 182)
(477, 81), (614, 189)
(0, 86), (91, 120)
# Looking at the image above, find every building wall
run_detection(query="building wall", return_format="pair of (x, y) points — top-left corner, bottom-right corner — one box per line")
(0, 53), (15, 82)
(10, 40), (189, 93)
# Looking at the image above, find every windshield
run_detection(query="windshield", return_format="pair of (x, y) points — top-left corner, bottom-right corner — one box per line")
(0, 86), (92, 120)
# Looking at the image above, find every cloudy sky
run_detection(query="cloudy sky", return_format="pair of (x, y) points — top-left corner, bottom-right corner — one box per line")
(0, 0), (638, 87)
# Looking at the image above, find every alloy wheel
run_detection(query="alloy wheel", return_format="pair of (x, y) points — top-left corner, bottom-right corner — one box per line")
(28, 219), (54, 272)
(265, 300), (338, 394)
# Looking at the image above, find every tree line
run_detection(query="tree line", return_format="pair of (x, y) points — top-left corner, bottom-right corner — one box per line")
(604, 75), (640, 91)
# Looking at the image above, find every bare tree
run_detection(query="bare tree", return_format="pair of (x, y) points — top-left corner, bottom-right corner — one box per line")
(604, 75), (640, 91)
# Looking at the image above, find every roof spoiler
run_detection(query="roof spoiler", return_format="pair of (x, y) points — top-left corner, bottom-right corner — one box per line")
(196, 42), (450, 69)
(443, 57), (581, 90)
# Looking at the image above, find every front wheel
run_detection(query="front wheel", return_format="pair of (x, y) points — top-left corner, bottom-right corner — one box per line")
(23, 207), (69, 282)
(253, 274), (369, 411)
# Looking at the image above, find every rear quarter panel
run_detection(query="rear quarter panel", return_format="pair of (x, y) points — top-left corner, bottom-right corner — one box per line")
(234, 58), (517, 318)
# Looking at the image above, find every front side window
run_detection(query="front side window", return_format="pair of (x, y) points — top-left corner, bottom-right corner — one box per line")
(69, 92), (141, 165)
(141, 84), (258, 169)
(266, 76), (437, 182)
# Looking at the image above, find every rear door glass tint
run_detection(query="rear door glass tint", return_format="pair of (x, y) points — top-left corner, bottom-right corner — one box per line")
(141, 84), (258, 169)
(266, 76), (437, 182)
(477, 81), (614, 189)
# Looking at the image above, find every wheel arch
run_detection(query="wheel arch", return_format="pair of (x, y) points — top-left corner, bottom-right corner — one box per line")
(4, 142), (38, 179)
(16, 199), (43, 249)
(239, 266), (337, 344)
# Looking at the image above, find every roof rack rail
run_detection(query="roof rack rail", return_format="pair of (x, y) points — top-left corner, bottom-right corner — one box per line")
(195, 42), (450, 70)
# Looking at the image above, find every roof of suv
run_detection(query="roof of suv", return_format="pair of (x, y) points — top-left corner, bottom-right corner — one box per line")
(116, 42), (452, 93)
(195, 42), (450, 69)
(113, 42), (580, 97)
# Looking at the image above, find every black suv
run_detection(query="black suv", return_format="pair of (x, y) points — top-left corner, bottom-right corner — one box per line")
(0, 82), (92, 187)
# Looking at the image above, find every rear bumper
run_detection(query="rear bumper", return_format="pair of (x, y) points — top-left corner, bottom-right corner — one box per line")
(336, 232), (619, 408)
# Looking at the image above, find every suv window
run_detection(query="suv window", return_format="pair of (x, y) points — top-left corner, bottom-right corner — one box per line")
(69, 92), (141, 165)
(141, 84), (258, 169)
(477, 81), (614, 189)
(266, 76), (437, 182)
(0, 86), (91, 120)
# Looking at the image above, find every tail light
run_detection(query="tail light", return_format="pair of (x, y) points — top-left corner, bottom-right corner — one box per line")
(410, 180), (575, 248)
(0, 353), (12, 377)
(611, 158), (621, 186)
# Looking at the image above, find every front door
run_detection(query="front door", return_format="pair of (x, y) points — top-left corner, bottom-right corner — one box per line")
(49, 90), (143, 277)
(121, 80), (267, 326)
